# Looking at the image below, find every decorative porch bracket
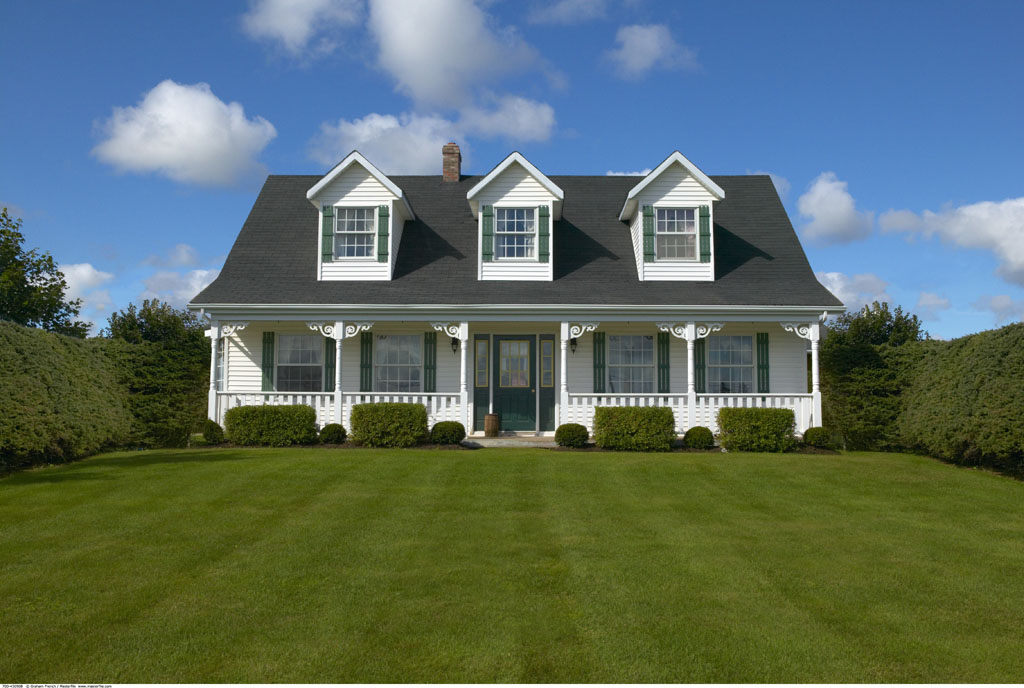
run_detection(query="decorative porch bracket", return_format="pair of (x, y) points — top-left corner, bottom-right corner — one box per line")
(558, 322), (601, 426)
(219, 321), (249, 338)
(431, 322), (470, 428)
(655, 322), (720, 429)
(780, 321), (822, 429)
(568, 322), (599, 338)
(307, 321), (375, 424)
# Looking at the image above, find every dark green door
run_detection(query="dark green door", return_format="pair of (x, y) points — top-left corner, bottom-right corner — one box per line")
(493, 335), (536, 431)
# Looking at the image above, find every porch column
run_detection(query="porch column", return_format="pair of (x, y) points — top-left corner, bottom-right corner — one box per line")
(207, 320), (220, 422)
(459, 322), (469, 429)
(686, 322), (696, 429)
(559, 322), (569, 425)
(334, 321), (344, 424)
(810, 323), (821, 426)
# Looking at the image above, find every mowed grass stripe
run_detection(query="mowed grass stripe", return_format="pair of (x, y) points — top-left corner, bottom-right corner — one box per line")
(1, 448), (1023, 682)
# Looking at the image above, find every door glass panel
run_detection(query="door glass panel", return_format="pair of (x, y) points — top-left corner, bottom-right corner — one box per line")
(499, 340), (530, 387)
(541, 340), (553, 387)
(475, 340), (488, 387)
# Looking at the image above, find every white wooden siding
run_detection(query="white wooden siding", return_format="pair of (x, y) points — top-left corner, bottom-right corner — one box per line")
(629, 162), (717, 281)
(476, 163), (556, 281)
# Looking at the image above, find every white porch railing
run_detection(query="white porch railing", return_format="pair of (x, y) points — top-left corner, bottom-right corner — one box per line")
(566, 394), (691, 433)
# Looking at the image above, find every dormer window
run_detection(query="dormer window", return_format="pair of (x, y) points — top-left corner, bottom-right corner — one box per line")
(495, 207), (537, 260)
(656, 208), (697, 260)
(334, 207), (376, 259)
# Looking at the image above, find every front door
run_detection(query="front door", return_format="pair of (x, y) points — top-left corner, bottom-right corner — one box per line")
(493, 335), (536, 431)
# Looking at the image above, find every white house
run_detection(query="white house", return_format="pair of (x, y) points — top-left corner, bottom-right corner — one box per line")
(189, 144), (844, 436)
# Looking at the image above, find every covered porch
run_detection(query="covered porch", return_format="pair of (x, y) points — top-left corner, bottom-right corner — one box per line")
(205, 317), (824, 436)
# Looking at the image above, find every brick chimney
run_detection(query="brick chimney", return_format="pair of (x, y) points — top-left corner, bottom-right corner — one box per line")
(442, 142), (461, 182)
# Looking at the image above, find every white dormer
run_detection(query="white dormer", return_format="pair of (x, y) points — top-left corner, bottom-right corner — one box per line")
(467, 152), (564, 281)
(306, 151), (415, 281)
(619, 151), (725, 282)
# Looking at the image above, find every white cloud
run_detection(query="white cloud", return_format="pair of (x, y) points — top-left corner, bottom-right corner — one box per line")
(528, 0), (606, 24)
(142, 268), (221, 308)
(797, 172), (874, 244)
(311, 112), (457, 174)
(606, 24), (698, 79)
(367, 0), (539, 108)
(144, 243), (199, 268)
(92, 80), (277, 187)
(749, 170), (791, 199)
(973, 295), (1024, 325)
(62, 263), (116, 328)
(605, 168), (652, 176)
(880, 197), (1024, 287)
(241, 0), (361, 56)
(458, 96), (555, 142)
(815, 271), (890, 310)
(915, 292), (951, 320)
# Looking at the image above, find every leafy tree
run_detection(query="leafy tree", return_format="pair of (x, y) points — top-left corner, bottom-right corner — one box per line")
(103, 298), (206, 344)
(0, 207), (89, 337)
(825, 301), (925, 348)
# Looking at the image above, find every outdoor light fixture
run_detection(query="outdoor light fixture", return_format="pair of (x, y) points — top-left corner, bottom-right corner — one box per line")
(570, 337), (578, 353)
(450, 336), (459, 353)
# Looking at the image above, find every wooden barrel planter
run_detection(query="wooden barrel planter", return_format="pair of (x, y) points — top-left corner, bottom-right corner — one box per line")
(483, 413), (500, 437)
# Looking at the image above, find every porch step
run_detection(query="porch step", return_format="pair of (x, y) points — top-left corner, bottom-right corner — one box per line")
(463, 436), (558, 449)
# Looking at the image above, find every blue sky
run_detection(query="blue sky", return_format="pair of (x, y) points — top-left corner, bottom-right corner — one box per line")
(2, 0), (1022, 338)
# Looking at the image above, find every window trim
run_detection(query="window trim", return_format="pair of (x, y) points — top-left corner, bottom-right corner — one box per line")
(706, 334), (755, 394)
(606, 334), (656, 394)
(653, 205), (699, 262)
(492, 205), (539, 262)
(275, 333), (325, 393)
(331, 204), (378, 261)
(373, 333), (424, 393)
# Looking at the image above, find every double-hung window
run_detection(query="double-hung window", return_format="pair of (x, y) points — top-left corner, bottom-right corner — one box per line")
(656, 208), (697, 260)
(277, 334), (323, 392)
(334, 207), (376, 259)
(375, 334), (422, 392)
(607, 335), (654, 393)
(495, 207), (536, 259)
(707, 335), (753, 393)
(215, 337), (226, 391)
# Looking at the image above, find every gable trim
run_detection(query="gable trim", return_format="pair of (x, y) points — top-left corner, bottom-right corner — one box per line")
(618, 151), (725, 221)
(306, 150), (415, 219)
(467, 152), (565, 202)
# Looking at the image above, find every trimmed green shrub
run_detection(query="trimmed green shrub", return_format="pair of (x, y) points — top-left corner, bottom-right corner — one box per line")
(202, 419), (224, 445)
(319, 423), (347, 444)
(350, 402), (428, 448)
(1, 321), (132, 470)
(717, 408), (797, 452)
(683, 426), (715, 450)
(593, 407), (674, 452)
(223, 405), (318, 447)
(802, 426), (832, 448)
(555, 423), (589, 448)
(430, 421), (466, 445)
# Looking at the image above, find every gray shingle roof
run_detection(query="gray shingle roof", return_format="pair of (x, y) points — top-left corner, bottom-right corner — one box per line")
(191, 174), (842, 308)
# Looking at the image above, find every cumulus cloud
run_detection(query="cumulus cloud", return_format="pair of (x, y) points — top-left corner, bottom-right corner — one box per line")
(144, 243), (199, 268)
(311, 112), (457, 174)
(915, 292), (951, 320)
(605, 168), (652, 176)
(797, 172), (874, 244)
(241, 0), (361, 56)
(528, 0), (606, 24)
(749, 170), (791, 199)
(607, 24), (698, 79)
(62, 263), (116, 326)
(458, 96), (555, 141)
(92, 80), (277, 187)
(142, 268), (221, 308)
(815, 271), (890, 310)
(972, 294), (1024, 325)
(880, 197), (1024, 286)
(367, 0), (539, 108)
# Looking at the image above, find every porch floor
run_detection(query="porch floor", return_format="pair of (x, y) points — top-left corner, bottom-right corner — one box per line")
(463, 436), (558, 449)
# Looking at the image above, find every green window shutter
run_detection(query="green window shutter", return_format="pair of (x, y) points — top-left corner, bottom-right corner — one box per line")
(359, 332), (373, 392)
(757, 332), (770, 394)
(538, 205), (550, 263)
(694, 338), (706, 393)
(423, 332), (437, 393)
(657, 331), (670, 393)
(699, 205), (711, 263)
(642, 205), (655, 263)
(377, 204), (389, 263)
(593, 331), (606, 393)
(324, 336), (336, 393)
(481, 205), (494, 262)
(261, 332), (275, 391)
(322, 205), (334, 262)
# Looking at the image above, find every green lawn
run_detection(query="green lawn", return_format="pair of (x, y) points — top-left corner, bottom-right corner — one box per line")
(2, 448), (1023, 682)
